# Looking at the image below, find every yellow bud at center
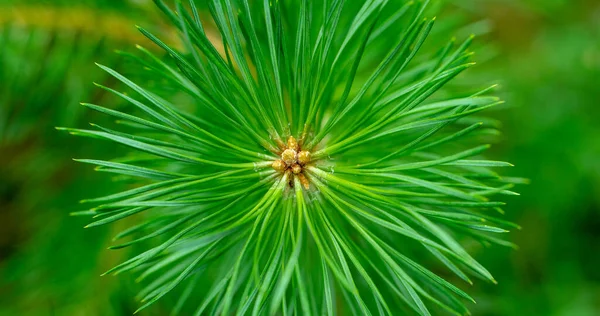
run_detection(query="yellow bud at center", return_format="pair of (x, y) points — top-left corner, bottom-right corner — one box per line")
(270, 135), (315, 190)
(281, 149), (297, 166)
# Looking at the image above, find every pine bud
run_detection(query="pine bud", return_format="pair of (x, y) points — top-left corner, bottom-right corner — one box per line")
(287, 136), (299, 151)
(297, 151), (311, 165)
(281, 149), (297, 165)
(272, 159), (286, 172)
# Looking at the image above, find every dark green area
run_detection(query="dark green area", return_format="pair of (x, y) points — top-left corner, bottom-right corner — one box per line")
(462, 1), (600, 315)
(0, 0), (598, 315)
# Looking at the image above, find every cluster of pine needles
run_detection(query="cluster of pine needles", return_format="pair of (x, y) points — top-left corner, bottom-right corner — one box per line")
(61, 0), (522, 315)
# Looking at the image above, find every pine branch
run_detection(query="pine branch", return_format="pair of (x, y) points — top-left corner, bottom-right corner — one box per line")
(63, 0), (522, 314)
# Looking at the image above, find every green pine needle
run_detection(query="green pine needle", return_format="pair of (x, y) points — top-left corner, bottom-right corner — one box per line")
(63, 0), (520, 315)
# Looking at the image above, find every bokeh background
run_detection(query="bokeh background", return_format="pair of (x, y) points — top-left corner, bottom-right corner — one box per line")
(1, 0), (598, 315)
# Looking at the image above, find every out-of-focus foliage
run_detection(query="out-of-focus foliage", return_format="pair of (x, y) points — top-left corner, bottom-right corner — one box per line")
(0, 0), (598, 315)
(446, 1), (600, 315)
(0, 1), (174, 315)
(0, 24), (126, 315)
(478, 2), (599, 316)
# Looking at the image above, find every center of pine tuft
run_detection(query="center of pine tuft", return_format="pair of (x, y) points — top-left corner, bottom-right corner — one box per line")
(272, 136), (311, 189)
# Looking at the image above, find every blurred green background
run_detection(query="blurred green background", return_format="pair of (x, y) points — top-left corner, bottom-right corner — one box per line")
(0, 0), (598, 315)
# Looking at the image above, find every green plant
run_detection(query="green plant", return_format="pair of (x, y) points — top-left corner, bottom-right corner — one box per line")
(61, 0), (521, 314)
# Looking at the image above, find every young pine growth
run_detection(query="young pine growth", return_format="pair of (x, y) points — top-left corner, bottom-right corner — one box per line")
(62, 0), (521, 315)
